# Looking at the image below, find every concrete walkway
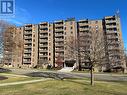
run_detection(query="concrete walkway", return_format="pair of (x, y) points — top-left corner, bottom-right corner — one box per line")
(0, 78), (51, 87)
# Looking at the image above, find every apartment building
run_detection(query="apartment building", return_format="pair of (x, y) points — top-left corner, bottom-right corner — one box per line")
(38, 22), (49, 68)
(77, 19), (104, 69)
(12, 27), (24, 67)
(3, 14), (126, 70)
(54, 18), (77, 68)
(103, 15), (126, 69)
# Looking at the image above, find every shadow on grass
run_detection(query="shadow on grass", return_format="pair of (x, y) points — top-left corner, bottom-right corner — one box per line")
(25, 72), (70, 80)
(0, 76), (8, 80)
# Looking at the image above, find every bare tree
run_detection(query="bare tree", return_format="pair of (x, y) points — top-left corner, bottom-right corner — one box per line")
(65, 28), (106, 86)
(3, 26), (16, 66)
(0, 20), (24, 67)
(0, 20), (13, 66)
(56, 54), (63, 69)
(12, 28), (24, 67)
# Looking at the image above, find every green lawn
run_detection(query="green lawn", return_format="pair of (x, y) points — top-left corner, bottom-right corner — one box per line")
(0, 73), (41, 83)
(0, 78), (127, 95)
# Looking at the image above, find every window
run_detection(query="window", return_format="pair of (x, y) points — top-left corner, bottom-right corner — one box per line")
(70, 27), (73, 29)
(71, 31), (73, 34)
(64, 27), (66, 30)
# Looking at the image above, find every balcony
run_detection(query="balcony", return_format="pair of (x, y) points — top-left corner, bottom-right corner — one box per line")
(23, 61), (31, 64)
(24, 45), (32, 48)
(24, 40), (32, 43)
(39, 35), (48, 38)
(24, 31), (32, 35)
(78, 23), (89, 26)
(55, 43), (64, 47)
(106, 25), (117, 29)
(55, 24), (63, 28)
(106, 30), (117, 34)
(39, 49), (48, 52)
(79, 33), (91, 37)
(105, 20), (116, 24)
(55, 48), (64, 52)
(39, 25), (48, 29)
(39, 39), (48, 43)
(39, 44), (48, 47)
(55, 38), (64, 42)
(25, 27), (32, 30)
(55, 33), (63, 37)
(79, 28), (89, 31)
(23, 55), (31, 58)
(24, 36), (32, 40)
(39, 30), (48, 33)
(55, 28), (63, 32)
(39, 54), (48, 57)
(24, 50), (31, 53)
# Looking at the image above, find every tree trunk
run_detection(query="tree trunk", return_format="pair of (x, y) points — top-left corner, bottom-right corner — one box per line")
(90, 66), (94, 86)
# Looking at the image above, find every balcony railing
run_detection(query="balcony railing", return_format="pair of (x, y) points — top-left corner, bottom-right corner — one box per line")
(39, 44), (48, 47)
(24, 36), (32, 39)
(55, 43), (64, 46)
(78, 23), (89, 26)
(106, 25), (117, 29)
(39, 39), (48, 42)
(55, 38), (64, 42)
(55, 28), (63, 32)
(23, 55), (31, 58)
(24, 40), (32, 43)
(39, 54), (48, 57)
(24, 45), (32, 48)
(55, 33), (63, 37)
(24, 31), (32, 35)
(79, 28), (89, 31)
(105, 20), (116, 24)
(25, 27), (32, 30)
(39, 35), (48, 38)
(24, 50), (31, 53)
(39, 49), (48, 52)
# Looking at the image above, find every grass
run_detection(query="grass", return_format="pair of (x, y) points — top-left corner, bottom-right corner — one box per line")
(0, 78), (127, 95)
(0, 73), (41, 83)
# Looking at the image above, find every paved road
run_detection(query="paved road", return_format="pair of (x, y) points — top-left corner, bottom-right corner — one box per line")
(9, 68), (127, 82)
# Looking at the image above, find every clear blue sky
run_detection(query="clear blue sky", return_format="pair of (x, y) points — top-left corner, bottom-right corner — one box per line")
(2, 0), (127, 49)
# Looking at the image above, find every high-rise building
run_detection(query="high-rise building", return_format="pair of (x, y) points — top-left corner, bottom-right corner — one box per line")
(3, 14), (126, 71)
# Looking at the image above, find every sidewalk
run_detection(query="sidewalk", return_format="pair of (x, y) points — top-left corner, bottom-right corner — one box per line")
(0, 78), (51, 87)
